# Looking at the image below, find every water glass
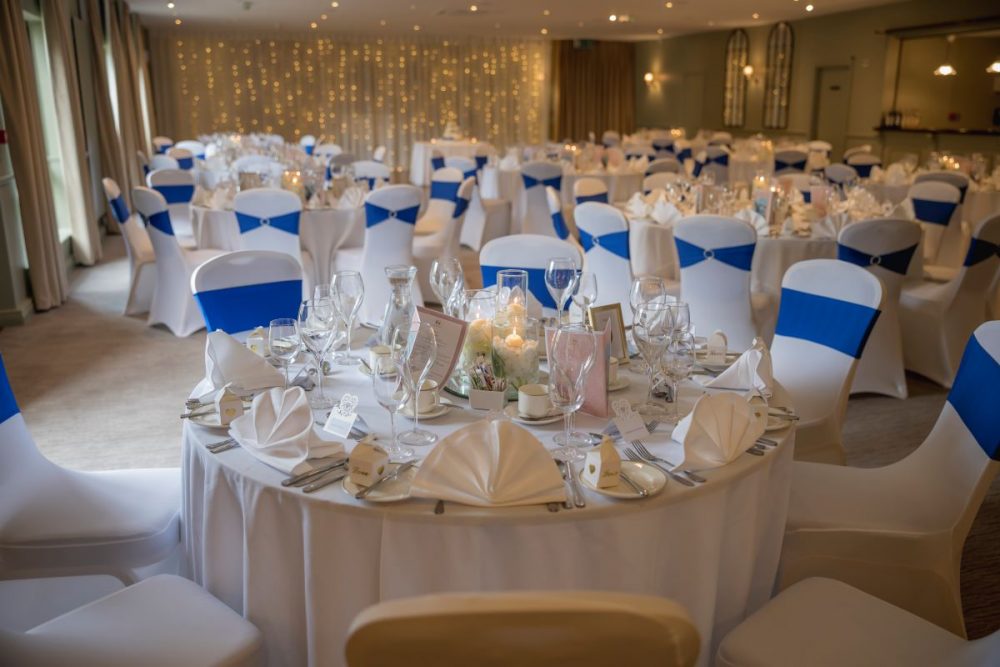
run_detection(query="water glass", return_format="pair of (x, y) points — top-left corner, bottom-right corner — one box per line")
(296, 298), (337, 409)
(330, 270), (364, 365)
(371, 353), (413, 460)
(268, 318), (299, 387)
(632, 303), (673, 416)
(548, 324), (598, 461)
(393, 323), (438, 447)
(545, 257), (579, 325)
(663, 333), (696, 422)
(572, 271), (599, 325)
(430, 258), (465, 316)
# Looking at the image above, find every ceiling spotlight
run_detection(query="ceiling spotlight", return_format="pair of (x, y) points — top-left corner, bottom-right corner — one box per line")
(665, 2), (673, 7)
(174, 18), (182, 25)
(609, 14), (617, 22)
(309, 21), (317, 28)
(657, 28), (664, 34)
(469, 4), (478, 11)
(166, 1), (175, 8)
(743, 64), (754, 77)
(987, 60), (1000, 74)
(540, 27), (549, 34)
(380, 19), (386, 26)
(320, 14), (327, 20)
(543, 9), (550, 16)
(413, 24), (420, 31)
(805, 4), (814, 11)
(331, 1), (339, 7)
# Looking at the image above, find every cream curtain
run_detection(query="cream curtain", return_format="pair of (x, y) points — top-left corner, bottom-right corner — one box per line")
(42, 0), (101, 266)
(108, 0), (146, 185)
(148, 31), (550, 170)
(0, 1), (68, 310)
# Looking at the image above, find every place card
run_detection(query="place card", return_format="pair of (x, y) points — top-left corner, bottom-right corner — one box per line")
(323, 393), (359, 438)
(706, 330), (728, 364)
(414, 306), (468, 387)
(582, 437), (621, 489)
(612, 398), (649, 443)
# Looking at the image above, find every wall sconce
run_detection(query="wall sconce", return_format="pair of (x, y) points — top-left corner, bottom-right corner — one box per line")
(987, 59), (1000, 74)
(742, 65), (754, 78)
(644, 71), (667, 86)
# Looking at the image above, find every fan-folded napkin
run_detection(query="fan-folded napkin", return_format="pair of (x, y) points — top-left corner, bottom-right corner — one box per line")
(409, 420), (567, 507)
(229, 387), (344, 475)
(671, 392), (765, 468)
(204, 331), (284, 391)
(650, 197), (682, 225)
(336, 187), (364, 210)
(706, 337), (773, 396)
(734, 207), (768, 235)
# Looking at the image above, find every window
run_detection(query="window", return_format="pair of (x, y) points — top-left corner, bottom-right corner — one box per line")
(763, 22), (794, 130)
(723, 30), (750, 128)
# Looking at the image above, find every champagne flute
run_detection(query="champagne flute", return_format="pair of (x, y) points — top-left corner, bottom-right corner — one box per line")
(548, 323), (598, 460)
(393, 323), (438, 447)
(370, 353), (413, 460)
(632, 303), (673, 417)
(545, 257), (579, 325)
(330, 270), (364, 365)
(296, 298), (336, 409)
(268, 318), (299, 387)
(663, 333), (696, 423)
(572, 271), (599, 325)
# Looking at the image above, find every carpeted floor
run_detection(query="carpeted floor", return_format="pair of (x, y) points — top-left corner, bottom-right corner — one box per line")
(2, 235), (997, 638)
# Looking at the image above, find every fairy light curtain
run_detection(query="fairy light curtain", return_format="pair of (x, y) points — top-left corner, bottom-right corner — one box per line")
(148, 30), (550, 169)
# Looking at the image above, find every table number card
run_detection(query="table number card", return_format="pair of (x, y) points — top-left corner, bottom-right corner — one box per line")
(587, 303), (629, 366)
(323, 394), (359, 438)
(612, 398), (649, 443)
(414, 306), (468, 387)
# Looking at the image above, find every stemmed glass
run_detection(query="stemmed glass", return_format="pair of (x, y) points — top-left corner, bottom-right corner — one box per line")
(296, 298), (337, 409)
(629, 276), (669, 319)
(545, 257), (579, 325)
(632, 303), (674, 417)
(663, 332), (696, 422)
(666, 301), (692, 337)
(548, 323), (598, 461)
(392, 323), (438, 447)
(330, 270), (364, 365)
(430, 258), (465, 317)
(268, 318), (299, 388)
(370, 353), (413, 460)
(572, 271), (599, 326)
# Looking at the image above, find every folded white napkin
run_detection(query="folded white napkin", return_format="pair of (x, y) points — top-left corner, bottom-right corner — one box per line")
(229, 387), (344, 475)
(210, 186), (233, 210)
(409, 420), (567, 507)
(734, 207), (768, 235)
(671, 392), (765, 468)
(204, 331), (284, 391)
(884, 163), (909, 186)
(192, 186), (210, 207)
(624, 192), (650, 219)
(811, 215), (839, 240)
(499, 154), (519, 170)
(650, 198), (682, 225)
(706, 337), (773, 395)
(337, 186), (364, 209)
(868, 166), (885, 183)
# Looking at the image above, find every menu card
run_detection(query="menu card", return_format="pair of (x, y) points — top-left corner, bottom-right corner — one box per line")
(414, 306), (468, 387)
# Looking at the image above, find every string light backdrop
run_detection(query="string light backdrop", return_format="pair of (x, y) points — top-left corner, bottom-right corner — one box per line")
(148, 30), (550, 169)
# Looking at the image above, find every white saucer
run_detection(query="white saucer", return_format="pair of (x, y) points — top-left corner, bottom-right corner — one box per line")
(695, 350), (741, 373)
(607, 376), (631, 392)
(580, 461), (666, 499)
(188, 411), (229, 430)
(400, 401), (451, 420)
(342, 462), (416, 502)
(503, 404), (563, 425)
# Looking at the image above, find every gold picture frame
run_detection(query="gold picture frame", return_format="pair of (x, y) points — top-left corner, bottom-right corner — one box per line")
(587, 303), (629, 366)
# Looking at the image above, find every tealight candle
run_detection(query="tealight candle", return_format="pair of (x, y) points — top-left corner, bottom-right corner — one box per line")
(505, 332), (524, 349)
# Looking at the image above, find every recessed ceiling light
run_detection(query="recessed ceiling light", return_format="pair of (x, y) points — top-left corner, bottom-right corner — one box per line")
(320, 14), (327, 20)
(665, 2), (673, 7)
(331, 1), (339, 7)
(469, 4), (478, 11)
(380, 19), (386, 26)
(166, 2), (175, 8)
(309, 21), (317, 28)
(657, 28), (664, 34)
(540, 27), (549, 34)
(609, 14), (617, 22)
(543, 9), (550, 16)
(174, 18), (182, 25)
(805, 4), (814, 11)
(413, 24), (420, 30)
(987, 60), (1000, 74)
(752, 13), (760, 19)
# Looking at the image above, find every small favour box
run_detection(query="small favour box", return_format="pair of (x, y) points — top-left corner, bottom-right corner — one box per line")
(582, 436), (621, 489)
(349, 440), (390, 488)
(215, 387), (245, 426)
(469, 389), (507, 412)
(245, 327), (267, 357)
(706, 330), (728, 364)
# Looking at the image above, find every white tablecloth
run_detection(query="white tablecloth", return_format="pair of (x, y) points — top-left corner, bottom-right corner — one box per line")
(183, 364), (794, 667)
(409, 140), (494, 186)
(191, 206), (364, 286)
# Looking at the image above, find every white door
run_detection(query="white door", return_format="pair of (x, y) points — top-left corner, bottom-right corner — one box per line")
(812, 66), (851, 160)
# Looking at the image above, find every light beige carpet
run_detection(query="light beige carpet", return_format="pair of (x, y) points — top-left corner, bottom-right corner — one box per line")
(1, 235), (996, 638)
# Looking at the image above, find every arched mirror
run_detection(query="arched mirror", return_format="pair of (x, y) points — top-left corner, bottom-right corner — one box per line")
(723, 29), (750, 127)
(763, 22), (794, 129)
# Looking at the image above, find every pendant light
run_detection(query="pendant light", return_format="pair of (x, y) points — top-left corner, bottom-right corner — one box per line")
(933, 35), (957, 77)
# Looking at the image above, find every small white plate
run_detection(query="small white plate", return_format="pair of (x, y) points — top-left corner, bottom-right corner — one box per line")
(580, 460), (667, 499)
(607, 376), (631, 392)
(400, 401), (451, 420)
(188, 411), (229, 430)
(342, 462), (417, 502)
(503, 404), (563, 425)
(695, 350), (741, 373)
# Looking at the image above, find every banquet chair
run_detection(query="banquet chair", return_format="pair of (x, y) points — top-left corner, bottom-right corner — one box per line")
(414, 167), (463, 236)
(624, 146), (657, 161)
(372, 145), (387, 163)
(776, 321), (1000, 636)
(601, 130), (621, 148)
(151, 135), (173, 154)
(823, 163), (858, 188)
(132, 187), (225, 337)
(842, 144), (872, 160)
(0, 354), (181, 583)
(574, 203), (635, 325)
(899, 213), (1000, 387)
(652, 137), (675, 157)
(459, 182), (511, 252)
(692, 146), (729, 182)
(191, 250), (303, 336)
(907, 180), (963, 265)
(352, 160), (391, 191)
(430, 149), (445, 172)
(916, 171), (972, 267)
(573, 177), (609, 205)
(915, 170), (970, 203)
(838, 218), (921, 398)
(770, 259), (884, 463)
(806, 140), (832, 157)
(717, 578), (1000, 666)
(102, 178), (155, 316)
(473, 145), (491, 173)
(299, 134), (316, 155)
(846, 152), (882, 179)
(643, 172), (684, 194)
(520, 160), (563, 236)
(149, 154), (179, 172)
(345, 591), (700, 667)
(174, 139), (206, 160)
(313, 142), (342, 159)
(146, 168), (197, 244)
(783, 173), (820, 202)
(334, 184), (424, 326)
(326, 152), (356, 181)
(415, 177), (475, 302)
(604, 146), (626, 169)
(674, 216), (770, 351)
(0, 574), (263, 666)
(545, 186), (577, 245)
(233, 188), (314, 298)
(444, 155), (477, 182)
(480, 234), (581, 319)
(645, 156), (682, 176)
(166, 147), (195, 171)
(774, 149), (809, 175)
(136, 150), (150, 177)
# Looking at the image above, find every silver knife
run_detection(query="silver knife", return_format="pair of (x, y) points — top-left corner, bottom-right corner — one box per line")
(282, 458), (348, 487)
(355, 461), (417, 500)
(567, 462), (586, 508)
(303, 468), (349, 493)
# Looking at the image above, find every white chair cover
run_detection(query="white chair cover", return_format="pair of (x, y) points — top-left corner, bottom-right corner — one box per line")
(838, 218), (922, 398)
(845, 152), (881, 179)
(232, 188), (314, 297)
(774, 149), (809, 175)
(415, 167), (462, 236)
(709, 131), (733, 146)
(102, 178), (155, 316)
(151, 135), (173, 154)
(136, 150), (150, 178)
(480, 234), (581, 319)
(149, 154), (179, 171)
(352, 160), (391, 191)
(907, 180), (962, 265)
(545, 186), (575, 243)
(651, 136), (675, 158)
(414, 177), (474, 303)
(693, 146), (729, 182)
(299, 134), (317, 155)
(191, 250), (303, 336)
(313, 143), (342, 159)
(573, 177), (609, 205)
(645, 157), (682, 175)
(444, 156), (477, 182)
(915, 171), (972, 267)
(770, 259), (884, 463)
(643, 172), (684, 193)
(778, 321), (1000, 636)
(174, 139), (206, 160)
(574, 203), (635, 325)
(842, 144), (871, 160)
(146, 168), (196, 241)
(166, 147), (195, 171)
(601, 130), (621, 148)
(900, 213), (1000, 387)
(520, 161), (563, 236)
(372, 145), (387, 163)
(823, 163), (858, 187)
(915, 170), (971, 203)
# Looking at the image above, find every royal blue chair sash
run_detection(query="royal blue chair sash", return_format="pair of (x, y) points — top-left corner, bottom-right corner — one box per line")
(947, 333), (1000, 459)
(799, 189), (812, 203)
(575, 192), (609, 205)
(109, 195), (130, 224)
(578, 228), (629, 259)
(462, 169), (478, 182)
(236, 210), (301, 236)
(156, 144), (171, 154)
(838, 243), (918, 276)
(675, 237), (755, 271)
(964, 238), (1000, 267)
(430, 180), (461, 203)
(481, 265), (557, 309)
(475, 155), (489, 170)
(912, 198), (957, 226)
(196, 153), (206, 160)
(693, 153), (729, 177)
(142, 164), (151, 176)
(357, 177), (381, 190)
(365, 202), (420, 228)
(453, 196), (470, 220)
(325, 163), (333, 182)
(775, 158), (807, 172)
(957, 184), (968, 202)
(0, 355), (19, 424)
(522, 173), (562, 191)
(153, 184), (195, 204)
(551, 211), (570, 240)
(652, 140), (673, 152)
(176, 156), (194, 170)
(675, 147), (692, 162)
(775, 287), (880, 358)
(145, 210), (174, 236)
(195, 280), (303, 334)
(431, 156), (446, 171)
(304, 145), (315, 156)
(853, 163), (879, 178)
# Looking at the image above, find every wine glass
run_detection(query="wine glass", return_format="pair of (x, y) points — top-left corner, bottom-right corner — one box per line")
(268, 318), (299, 387)
(631, 303), (674, 417)
(629, 276), (668, 318)
(572, 271), (599, 326)
(313, 284), (332, 300)
(296, 298), (337, 409)
(545, 257), (579, 325)
(393, 323), (438, 447)
(430, 258), (464, 316)
(666, 301), (692, 338)
(663, 333), (696, 422)
(330, 270), (364, 365)
(370, 353), (413, 460)
(548, 323), (598, 461)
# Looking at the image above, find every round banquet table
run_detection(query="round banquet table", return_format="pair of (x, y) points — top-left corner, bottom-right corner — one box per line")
(183, 362), (794, 667)
(191, 205), (364, 287)
(409, 140), (494, 186)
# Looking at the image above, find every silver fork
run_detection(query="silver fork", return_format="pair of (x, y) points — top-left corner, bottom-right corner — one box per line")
(631, 441), (707, 484)
(624, 448), (695, 487)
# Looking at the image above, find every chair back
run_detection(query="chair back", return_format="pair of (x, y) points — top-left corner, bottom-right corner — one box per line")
(601, 131), (621, 147)
(360, 185), (422, 324)
(520, 161), (563, 236)
(783, 173), (819, 202)
(954, 213), (1000, 295)
(353, 160), (391, 191)
(152, 135), (173, 154)
(710, 131), (733, 146)
(480, 234), (581, 317)
(915, 170), (970, 203)
(444, 156), (478, 181)
(136, 150), (150, 177)
(325, 152), (355, 180)
(424, 167), (463, 223)
(674, 215), (758, 350)
(646, 157), (682, 176)
(842, 144), (872, 160)
(907, 180), (961, 263)
(837, 218), (921, 303)
(103, 177), (151, 267)
(145, 169), (194, 233)
(846, 152), (881, 178)
(421, 176), (474, 258)
(191, 250), (303, 334)
(573, 177), (609, 205)
(651, 137), (675, 157)
(299, 134), (316, 155)
(174, 140), (206, 160)
(807, 140), (832, 156)
(575, 203), (634, 324)
(473, 145), (491, 171)
(430, 149), (445, 172)
(0, 353), (52, 483)
(233, 188), (304, 269)
(149, 154), (179, 171)
(167, 147), (195, 171)
(313, 143), (342, 159)
(624, 145), (656, 161)
(643, 172), (684, 194)
(133, 186), (187, 285)
(372, 145), (387, 163)
(545, 186), (571, 240)
(824, 163), (857, 186)
(774, 149), (809, 175)
(693, 146), (729, 182)
(345, 590), (700, 667)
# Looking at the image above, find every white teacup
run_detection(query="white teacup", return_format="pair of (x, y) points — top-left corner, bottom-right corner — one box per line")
(608, 356), (619, 385)
(518, 383), (551, 418)
(368, 344), (400, 369)
(415, 379), (439, 413)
